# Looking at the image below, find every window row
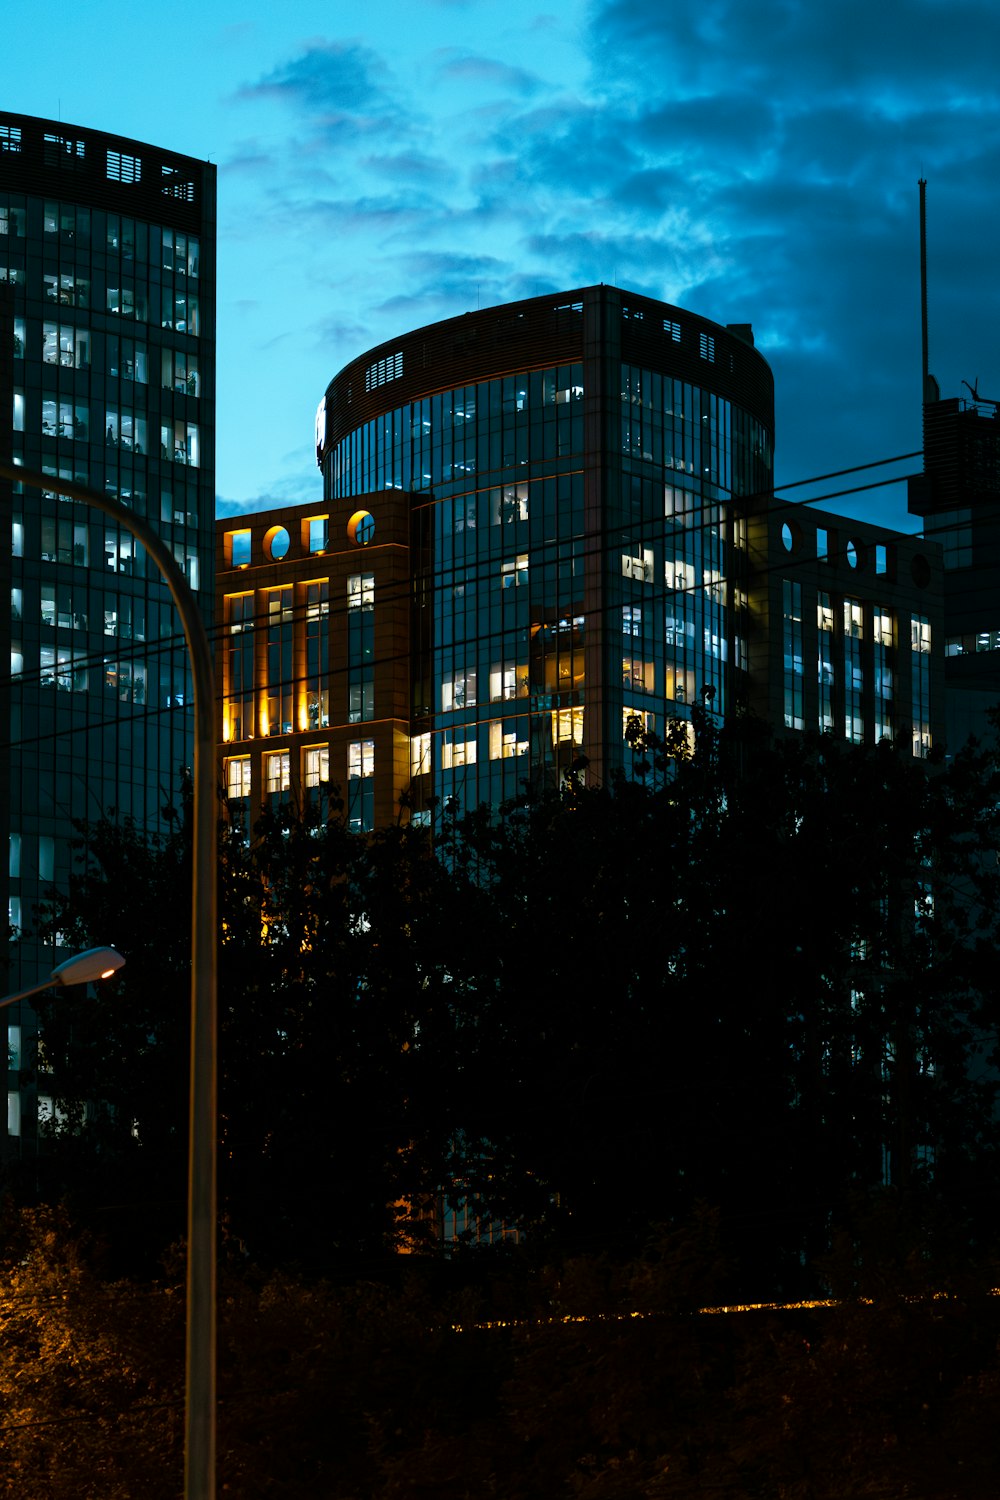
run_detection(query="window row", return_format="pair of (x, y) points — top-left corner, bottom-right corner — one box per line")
(225, 741), (375, 801)
(14, 390), (202, 465)
(12, 201), (202, 278)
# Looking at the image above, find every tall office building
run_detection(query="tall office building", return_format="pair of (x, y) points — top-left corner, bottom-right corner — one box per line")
(217, 285), (941, 829)
(0, 112), (215, 1154)
(908, 394), (1000, 750)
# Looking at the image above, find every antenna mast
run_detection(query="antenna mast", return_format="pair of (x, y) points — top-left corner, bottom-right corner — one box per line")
(919, 179), (938, 402)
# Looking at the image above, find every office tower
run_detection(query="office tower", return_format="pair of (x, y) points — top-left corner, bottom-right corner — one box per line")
(0, 112), (215, 1154)
(217, 285), (941, 830)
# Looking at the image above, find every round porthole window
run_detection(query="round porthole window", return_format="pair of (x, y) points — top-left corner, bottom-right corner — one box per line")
(781, 521), (801, 553)
(846, 539), (859, 569)
(264, 525), (290, 561)
(347, 510), (376, 547)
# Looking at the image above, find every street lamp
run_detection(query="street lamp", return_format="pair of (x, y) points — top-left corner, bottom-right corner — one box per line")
(0, 458), (217, 1500)
(0, 947), (126, 1009)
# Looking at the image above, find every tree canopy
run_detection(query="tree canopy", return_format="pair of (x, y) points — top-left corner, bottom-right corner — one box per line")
(24, 712), (1000, 1286)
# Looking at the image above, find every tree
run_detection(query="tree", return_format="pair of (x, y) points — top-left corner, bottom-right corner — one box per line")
(29, 716), (1000, 1285)
(31, 793), (479, 1273)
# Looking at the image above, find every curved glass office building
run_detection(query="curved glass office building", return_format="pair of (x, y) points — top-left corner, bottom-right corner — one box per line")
(315, 285), (774, 810)
(0, 112), (215, 1151)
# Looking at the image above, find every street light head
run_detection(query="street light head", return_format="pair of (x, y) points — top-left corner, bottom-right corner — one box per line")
(50, 947), (125, 988)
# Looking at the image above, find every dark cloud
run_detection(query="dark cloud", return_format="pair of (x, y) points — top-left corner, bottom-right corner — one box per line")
(433, 51), (542, 96)
(359, 151), (456, 185)
(240, 40), (396, 116)
(217, 2), (997, 534)
(590, 0), (1000, 99)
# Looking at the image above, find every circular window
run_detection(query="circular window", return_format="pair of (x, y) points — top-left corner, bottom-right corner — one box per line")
(910, 553), (931, 589)
(264, 525), (290, 561)
(781, 522), (795, 552)
(846, 539), (867, 570)
(347, 510), (376, 547)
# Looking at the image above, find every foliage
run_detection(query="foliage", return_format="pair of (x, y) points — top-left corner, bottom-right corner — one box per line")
(0, 1206), (997, 1498)
(26, 713), (1000, 1286)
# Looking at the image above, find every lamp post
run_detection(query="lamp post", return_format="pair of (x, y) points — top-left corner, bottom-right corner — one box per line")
(0, 459), (217, 1500)
(0, 946), (125, 1009)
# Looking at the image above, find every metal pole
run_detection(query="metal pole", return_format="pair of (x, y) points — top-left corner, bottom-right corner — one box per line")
(0, 460), (217, 1500)
(919, 178), (930, 401)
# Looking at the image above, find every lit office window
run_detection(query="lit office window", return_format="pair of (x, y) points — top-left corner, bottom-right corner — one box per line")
(442, 672), (477, 711)
(622, 548), (654, 582)
(552, 707), (584, 745)
(911, 615), (932, 758)
(305, 582), (330, 730)
(303, 746), (329, 788)
(622, 659), (655, 693)
(489, 663), (528, 702)
(783, 579), (804, 730)
(347, 573), (374, 609)
(410, 733), (431, 777)
(225, 594), (254, 742)
(348, 740), (375, 779)
(623, 708), (654, 739)
(489, 720), (528, 760)
(40, 647), (87, 692)
(874, 609), (894, 742)
(500, 554), (528, 588)
(817, 592), (835, 732)
(844, 598), (864, 743)
(225, 756), (251, 801)
(264, 751), (290, 796)
(441, 736), (477, 769)
(347, 740), (375, 833)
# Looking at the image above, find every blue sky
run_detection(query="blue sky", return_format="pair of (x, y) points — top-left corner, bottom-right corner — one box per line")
(7, 0), (999, 529)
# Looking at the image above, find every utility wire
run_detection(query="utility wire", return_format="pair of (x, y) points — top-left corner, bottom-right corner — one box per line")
(1, 452), (931, 755)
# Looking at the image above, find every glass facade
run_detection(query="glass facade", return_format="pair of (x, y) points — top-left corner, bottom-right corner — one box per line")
(0, 113), (215, 1146)
(319, 287), (775, 810)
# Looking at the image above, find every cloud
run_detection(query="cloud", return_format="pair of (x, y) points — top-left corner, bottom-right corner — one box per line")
(433, 50), (543, 96)
(240, 39), (397, 116)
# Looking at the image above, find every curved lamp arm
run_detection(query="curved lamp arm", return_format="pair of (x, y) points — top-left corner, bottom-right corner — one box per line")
(0, 947), (125, 1009)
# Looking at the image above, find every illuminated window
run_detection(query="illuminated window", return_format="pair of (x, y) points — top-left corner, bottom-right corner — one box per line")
(348, 740), (375, 779)
(500, 554), (528, 588)
(489, 720), (528, 760)
(441, 736), (477, 769)
(410, 733), (431, 777)
(489, 663), (528, 702)
(622, 659), (655, 692)
(623, 708), (655, 739)
(783, 580), (804, 730)
(160, 419), (200, 467)
(442, 672), (477, 711)
(40, 647), (87, 692)
(303, 746), (329, 788)
(818, 591), (835, 732)
(622, 548), (653, 583)
(664, 666), (695, 703)
(347, 573), (374, 609)
(264, 751), (290, 795)
(226, 756), (251, 800)
(665, 558), (695, 591)
(911, 613), (931, 757)
(552, 707), (583, 745)
(844, 599), (864, 743)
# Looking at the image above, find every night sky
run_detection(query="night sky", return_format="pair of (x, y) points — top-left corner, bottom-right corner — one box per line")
(6, 0), (998, 529)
